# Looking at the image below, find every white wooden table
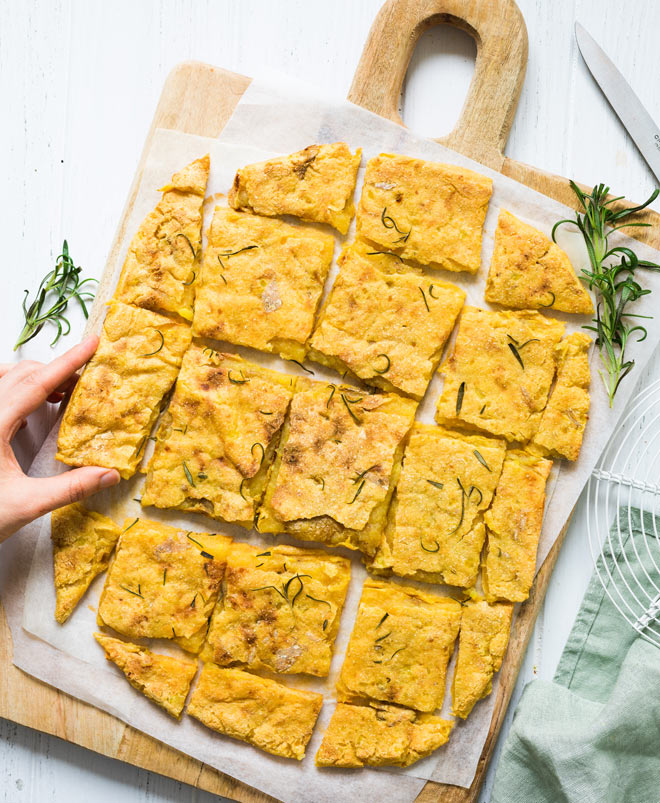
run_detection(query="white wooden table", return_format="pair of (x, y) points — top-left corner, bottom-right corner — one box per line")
(2, 1), (660, 800)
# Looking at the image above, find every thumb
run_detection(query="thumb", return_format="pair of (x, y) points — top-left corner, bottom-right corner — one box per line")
(25, 467), (121, 518)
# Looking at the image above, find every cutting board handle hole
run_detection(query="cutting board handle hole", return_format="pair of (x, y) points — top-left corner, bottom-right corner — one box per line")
(399, 23), (476, 139)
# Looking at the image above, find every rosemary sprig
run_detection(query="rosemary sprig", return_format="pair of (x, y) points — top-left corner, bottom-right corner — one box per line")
(15, 240), (97, 350)
(553, 181), (660, 405)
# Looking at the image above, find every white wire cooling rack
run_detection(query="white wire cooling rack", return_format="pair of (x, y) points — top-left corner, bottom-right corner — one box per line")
(586, 376), (660, 648)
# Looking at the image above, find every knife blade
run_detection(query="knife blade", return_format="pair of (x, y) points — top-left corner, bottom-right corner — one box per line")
(575, 21), (660, 184)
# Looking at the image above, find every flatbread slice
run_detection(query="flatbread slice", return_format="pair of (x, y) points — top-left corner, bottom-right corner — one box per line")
(309, 239), (465, 399)
(532, 332), (592, 460)
(451, 599), (514, 719)
(229, 143), (361, 233)
(97, 518), (231, 653)
(435, 306), (564, 442)
(200, 542), (350, 677)
(316, 702), (452, 767)
(141, 346), (295, 527)
(370, 424), (506, 587)
(51, 503), (121, 623)
(187, 664), (323, 760)
(356, 153), (492, 272)
(94, 633), (197, 718)
(193, 207), (334, 361)
(485, 210), (593, 313)
(114, 155), (210, 319)
(56, 301), (192, 479)
(257, 378), (416, 556)
(337, 580), (461, 713)
(483, 449), (552, 602)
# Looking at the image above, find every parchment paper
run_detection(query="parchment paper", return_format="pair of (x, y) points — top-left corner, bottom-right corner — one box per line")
(3, 75), (660, 802)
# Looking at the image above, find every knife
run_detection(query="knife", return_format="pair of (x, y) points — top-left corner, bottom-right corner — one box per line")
(575, 21), (660, 184)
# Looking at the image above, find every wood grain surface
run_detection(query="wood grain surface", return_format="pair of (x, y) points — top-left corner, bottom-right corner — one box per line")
(3, 2), (660, 802)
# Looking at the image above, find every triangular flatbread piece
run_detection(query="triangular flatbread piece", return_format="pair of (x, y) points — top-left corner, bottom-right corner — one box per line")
(485, 210), (593, 314)
(228, 143), (361, 233)
(94, 633), (197, 718)
(52, 503), (121, 623)
(114, 154), (210, 319)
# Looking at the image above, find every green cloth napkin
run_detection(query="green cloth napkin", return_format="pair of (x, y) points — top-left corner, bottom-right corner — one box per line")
(491, 507), (660, 803)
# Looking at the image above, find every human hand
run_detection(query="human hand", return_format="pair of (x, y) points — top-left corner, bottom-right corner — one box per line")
(0, 336), (120, 542)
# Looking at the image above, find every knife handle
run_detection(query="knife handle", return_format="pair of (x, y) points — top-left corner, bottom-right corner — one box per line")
(348, 0), (528, 170)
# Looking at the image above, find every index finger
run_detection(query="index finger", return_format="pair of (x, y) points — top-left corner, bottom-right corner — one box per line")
(0, 335), (99, 430)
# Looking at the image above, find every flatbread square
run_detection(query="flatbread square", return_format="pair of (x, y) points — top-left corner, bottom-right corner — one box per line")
(315, 702), (452, 768)
(229, 143), (361, 234)
(187, 664), (323, 760)
(485, 209), (593, 314)
(532, 332), (592, 460)
(51, 503), (121, 623)
(114, 155), (210, 319)
(309, 240), (465, 399)
(56, 302), (192, 478)
(94, 633), (197, 718)
(435, 306), (565, 442)
(141, 346), (295, 526)
(356, 153), (492, 273)
(483, 449), (552, 602)
(97, 518), (230, 652)
(257, 379), (417, 556)
(201, 542), (350, 676)
(370, 424), (506, 587)
(193, 207), (334, 361)
(451, 600), (513, 719)
(337, 580), (461, 712)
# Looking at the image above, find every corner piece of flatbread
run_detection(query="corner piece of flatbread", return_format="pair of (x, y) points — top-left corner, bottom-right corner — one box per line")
(114, 154), (210, 319)
(485, 209), (593, 314)
(228, 143), (361, 234)
(52, 503), (121, 623)
(94, 633), (197, 718)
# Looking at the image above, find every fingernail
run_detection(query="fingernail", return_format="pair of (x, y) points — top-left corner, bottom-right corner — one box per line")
(99, 470), (120, 488)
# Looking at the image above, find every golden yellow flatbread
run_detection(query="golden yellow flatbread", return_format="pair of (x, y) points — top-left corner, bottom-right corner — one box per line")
(193, 207), (334, 361)
(370, 424), (506, 587)
(97, 518), (230, 653)
(56, 302), (192, 479)
(257, 379), (417, 556)
(337, 580), (461, 712)
(309, 240), (465, 399)
(356, 153), (492, 273)
(51, 503), (121, 623)
(485, 210), (594, 314)
(141, 346), (295, 526)
(451, 599), (513, 719)
(316, 702), (452, 767)
(201, 542), (350, 676)
(483, 449), (552, 602)
(229, 143), (361, 234)
(114, 155), (210, 319)
(532, 332), (592, 461)
(187, 664), (323, 760)
(94, 633), (197, 718)
(435, 306), (564, 442)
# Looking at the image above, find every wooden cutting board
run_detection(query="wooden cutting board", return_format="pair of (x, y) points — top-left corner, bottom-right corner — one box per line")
(2, 1), (659, 801)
